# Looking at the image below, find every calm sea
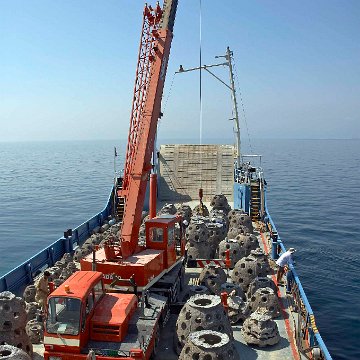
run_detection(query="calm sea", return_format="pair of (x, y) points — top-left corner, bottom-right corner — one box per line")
(0, 139), (359, 359)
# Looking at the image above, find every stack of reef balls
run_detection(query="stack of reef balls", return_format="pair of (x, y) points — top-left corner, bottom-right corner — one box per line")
(185, 219), (212, 260)
(0, 291), (32, 358)
(177, 194), (282, 349)
(175, 294), (238, 359)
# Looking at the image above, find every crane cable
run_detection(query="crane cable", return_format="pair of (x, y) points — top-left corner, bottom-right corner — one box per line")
(233, 58), (253, 154)
(199, 0), (203, 189)
(162, 72), (176, 113)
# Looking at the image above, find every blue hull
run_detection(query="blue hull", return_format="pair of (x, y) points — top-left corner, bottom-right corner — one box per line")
(0, 188), (114, 295)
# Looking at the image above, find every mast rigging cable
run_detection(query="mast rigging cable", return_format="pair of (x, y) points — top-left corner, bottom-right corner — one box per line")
(233, 59), (253, 155)
(199, 0), (203, 188)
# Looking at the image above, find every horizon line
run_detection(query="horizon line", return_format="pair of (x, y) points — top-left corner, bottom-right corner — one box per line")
(0, 137), (359, 144)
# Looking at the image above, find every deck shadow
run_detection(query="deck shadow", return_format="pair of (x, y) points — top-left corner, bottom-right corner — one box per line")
(233, 340), (258, 360)
(258, 335), (291, 352)
(157, 174), (192, 203)
(233, 332), (291, 359)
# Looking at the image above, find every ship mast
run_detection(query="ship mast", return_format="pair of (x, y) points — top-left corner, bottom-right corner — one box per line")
(177, 46), (241, 167)
(225, 46), (241, 167)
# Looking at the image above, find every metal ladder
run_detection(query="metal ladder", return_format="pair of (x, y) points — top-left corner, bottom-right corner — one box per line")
(115, 177), (125, 222)
(250, 181), (261, 220)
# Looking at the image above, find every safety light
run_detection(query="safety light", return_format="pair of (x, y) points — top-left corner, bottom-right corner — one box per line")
(64, 284), (70, 293)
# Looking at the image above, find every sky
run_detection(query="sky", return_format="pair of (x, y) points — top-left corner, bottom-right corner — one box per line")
(0, 0), (359, 142)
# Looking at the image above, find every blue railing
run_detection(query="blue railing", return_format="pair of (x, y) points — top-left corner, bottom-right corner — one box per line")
(0, 187), (114, 295)
(264, 187), (332, 360)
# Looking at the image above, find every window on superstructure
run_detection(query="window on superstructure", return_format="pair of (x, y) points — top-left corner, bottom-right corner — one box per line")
(149, 227), (163, 242)
(93, 281), (104, 303)
(168, 227), (175, 245)
(86, 291), (94, 315)
(46, 297), (81, 335)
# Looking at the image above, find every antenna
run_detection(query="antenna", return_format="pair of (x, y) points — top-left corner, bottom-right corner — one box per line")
(175, 47), (241, 167)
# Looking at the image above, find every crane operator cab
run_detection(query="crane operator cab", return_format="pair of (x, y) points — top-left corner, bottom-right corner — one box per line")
(145, 214), (185, 268)
(44, 271), (143, 360)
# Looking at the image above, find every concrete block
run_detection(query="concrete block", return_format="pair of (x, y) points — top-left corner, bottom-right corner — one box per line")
(25, 319), (44, 344)
(199, 265), (227, 295)
(248, 287), (280, 318)
(241, 308), (280, 346)
(179, 330), (239, 360)
(0, 328), (32, 357)
(228, 209), (246, 222)
(184, 285), (210, 301)
(227, 295), (249, 324)
(210, 194), (231, 214)
(175, 294), (233, 354)
(220, 283), (245, 301)
(227, 225), (251, 239)
(66, 261), (77, 273)
(177, 204), (192, 222)
(218, 239), (245, 268)
(235, 234), (260, 256)
(159, 203), (177, 215)
(193, 204), (209, 216)
(81, 242), (93, 255)
(25, 302), (40, 321)
(210, 208), (229, 224)
(59, 267), (72, 281)
(206, 222), (227, 255)
(0, 292), (27, 331)
(22, 286), (36, 303)
(247, 277), (277, 298)
(229, 213), (253, 233)
(61, 252), (73, 263)
(73, 248), (84, 262)
(187, 242), (212, 261)
(48, 266), (61, 280)
(0, 344), (31, 360)
(231, 255), (269, 291)
(186, 221), (209, 243)
(186, 221), (212, 260)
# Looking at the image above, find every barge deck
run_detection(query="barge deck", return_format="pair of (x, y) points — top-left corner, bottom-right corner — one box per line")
(31, 216), (303, 360)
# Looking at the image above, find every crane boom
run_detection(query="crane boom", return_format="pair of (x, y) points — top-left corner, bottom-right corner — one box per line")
(118, 1), (178, 259)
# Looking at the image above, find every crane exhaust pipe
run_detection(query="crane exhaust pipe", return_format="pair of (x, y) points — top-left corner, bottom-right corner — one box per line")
(150, 173), (157, 219)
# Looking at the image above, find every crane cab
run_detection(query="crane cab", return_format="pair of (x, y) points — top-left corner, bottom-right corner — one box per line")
(145, 214), (185, 268)
(44, 271), (141, 360)
(80, 215), (185, 289)
(44, 271), (105, 356)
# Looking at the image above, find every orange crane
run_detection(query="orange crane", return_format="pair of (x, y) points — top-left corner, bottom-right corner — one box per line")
(80, 0), (185, 291)
(44, 2), (185, 359)
(119, 0), (178, 260)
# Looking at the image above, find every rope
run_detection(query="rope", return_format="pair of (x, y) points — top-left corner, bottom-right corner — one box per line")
(199, 0), (203, 188)
(233, 58), (253, 154)
(162, 72), (176, 113)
